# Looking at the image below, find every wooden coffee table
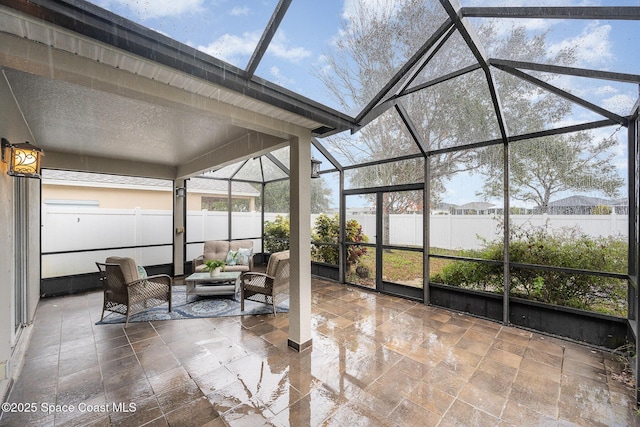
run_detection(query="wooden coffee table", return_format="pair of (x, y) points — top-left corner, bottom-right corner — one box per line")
(184, 271), (242, 299)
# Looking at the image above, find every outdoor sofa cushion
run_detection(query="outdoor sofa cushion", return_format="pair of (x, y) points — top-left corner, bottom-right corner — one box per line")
(193, 240), (255, 273)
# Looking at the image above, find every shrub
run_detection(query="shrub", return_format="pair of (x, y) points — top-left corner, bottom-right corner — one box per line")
(430, 222), (627, 316)
(264, 215), (290, 253)
(264, 214), (370, 269)
(311, 214), (339, 264)
(345, 218), (369, 269)
(592, 205), (612, 215)
(430, 248), (502, 293)
(311, 214), (369, 268)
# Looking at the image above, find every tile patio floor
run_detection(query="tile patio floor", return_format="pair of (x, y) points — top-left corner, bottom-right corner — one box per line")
(0, 277), (638, 426)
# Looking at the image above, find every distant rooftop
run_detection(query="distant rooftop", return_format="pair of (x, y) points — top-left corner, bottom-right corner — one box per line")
(43, 170), (260, 196)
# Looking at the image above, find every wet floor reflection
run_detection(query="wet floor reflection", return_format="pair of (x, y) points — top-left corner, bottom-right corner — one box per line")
(1, 278), (637, 426)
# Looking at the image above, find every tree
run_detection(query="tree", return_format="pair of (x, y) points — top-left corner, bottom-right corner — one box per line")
(478, 132), (623, 212)
(201, 197), (253, 212)
(263, 179), (333, 213)
(263, 181), (290, 213)
(313, 0), (622, 211)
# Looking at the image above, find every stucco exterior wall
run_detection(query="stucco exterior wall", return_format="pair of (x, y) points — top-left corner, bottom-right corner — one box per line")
(0, 70), (40, 394)
(43, 185), (173, 209)
(0, 130), (15, 387)
(43, 184), (256, 212)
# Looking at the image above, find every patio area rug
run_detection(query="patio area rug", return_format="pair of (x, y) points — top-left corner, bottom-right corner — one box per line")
(96, 285), (288, 325)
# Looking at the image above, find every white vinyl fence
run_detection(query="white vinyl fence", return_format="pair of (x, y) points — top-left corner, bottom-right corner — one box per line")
(42, 205), (628, 278)
(348, 213), (628, 250)
(42, 205), (174, 278)
(185, 210), (264, 261)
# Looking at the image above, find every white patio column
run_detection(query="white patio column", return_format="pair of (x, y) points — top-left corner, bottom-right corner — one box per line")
(173, 178), (186, 276)
(288, 133), (312, 351)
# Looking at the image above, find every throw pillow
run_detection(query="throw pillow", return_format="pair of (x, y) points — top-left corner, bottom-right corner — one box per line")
(137, 265), (147, 279)
(237, 247), (253, 266)
(225, 250), (238, 266)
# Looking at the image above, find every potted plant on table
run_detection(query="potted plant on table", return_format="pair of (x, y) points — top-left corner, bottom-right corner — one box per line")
(205, 260), (226, 277)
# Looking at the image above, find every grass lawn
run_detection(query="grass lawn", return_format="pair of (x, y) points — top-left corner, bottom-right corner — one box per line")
(342, 246), (626, 317)
(346, 247), (458, 287)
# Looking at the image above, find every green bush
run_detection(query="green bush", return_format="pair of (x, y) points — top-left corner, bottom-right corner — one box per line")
(311, 214), (369, 268)
(311, 214), (339, 264)
(345, 218), (369, 268)
(264, 215), (290, 253)
(592, 205), (612, 215)
(430, 223), (627, 316)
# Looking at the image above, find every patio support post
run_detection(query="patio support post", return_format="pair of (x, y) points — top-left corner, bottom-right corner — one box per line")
(503, 141), (510, 325)
(339, 170), (346, 284)
(629, 102), (639, 405)
(227, 179), (232, 241)
(173, 178), (187, 276)
(424, 156), (430, 305)
(288, 134), (313, 351)
(261, 182), (265, 265)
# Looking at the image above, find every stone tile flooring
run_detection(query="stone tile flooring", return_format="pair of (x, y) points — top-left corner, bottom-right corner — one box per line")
(0, 278), (638, 426)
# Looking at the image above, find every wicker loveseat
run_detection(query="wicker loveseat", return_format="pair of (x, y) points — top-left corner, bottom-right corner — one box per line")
(192, 240), (255, 273)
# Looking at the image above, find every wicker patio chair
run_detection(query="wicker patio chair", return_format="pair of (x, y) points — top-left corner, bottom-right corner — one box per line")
(96, 256), (172, 327)
(241, 250), (290, 314)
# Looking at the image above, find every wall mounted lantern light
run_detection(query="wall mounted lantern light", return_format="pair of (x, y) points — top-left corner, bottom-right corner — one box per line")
(175, 187), (186, 198)
(1, 138), (44, 179)
(311, 157), (322, 179)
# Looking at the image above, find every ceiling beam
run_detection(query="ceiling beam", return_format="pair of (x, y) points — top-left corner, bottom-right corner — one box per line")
(341, 152), (423, 172)
(354, 98), (398, 132)
(492, 62), (629, 127)
(42, 151), (177, 180)
(355, 24), (458, 131)
(265, 152), (290, 176)
(440, 0), (510, 144)
(461, 7), (640, 20)
(355, 18), (454, 124)
(311, 138), (343, 172)
(229, 159), (250, 181)
(400, 63), (482, 97)
(426, 118), (619, 156)
(244, 0), (292, 80)
(396, 25), (458, 99)
(490, 59), (640, 84)
(177, 132), (287, 179)
(258, 157), (265, 182)
(509, 118), (620, 143)
(395, 101), (429, 156)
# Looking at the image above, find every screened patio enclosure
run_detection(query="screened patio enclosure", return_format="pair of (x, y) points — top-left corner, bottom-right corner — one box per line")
(1, 0), (640, 405)
(177, 4), (640, 336)
(164, 2), (640, 402)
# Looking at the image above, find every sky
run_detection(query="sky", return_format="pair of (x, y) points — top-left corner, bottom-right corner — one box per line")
(89, 0), (639, 209)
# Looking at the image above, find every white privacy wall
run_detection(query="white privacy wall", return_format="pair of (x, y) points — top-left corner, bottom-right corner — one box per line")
(347, 213), (627, 249)
(42, 205), (173, 278)
(42, 205), (628, 278)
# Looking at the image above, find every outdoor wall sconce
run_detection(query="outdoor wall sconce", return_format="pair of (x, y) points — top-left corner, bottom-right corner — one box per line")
(175, 187), (186, 198)
(311, 157), (322, 179)
(1, 138), (44, 179)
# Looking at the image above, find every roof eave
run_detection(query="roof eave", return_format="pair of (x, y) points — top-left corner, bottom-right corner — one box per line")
(4, 0), (356, 136)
